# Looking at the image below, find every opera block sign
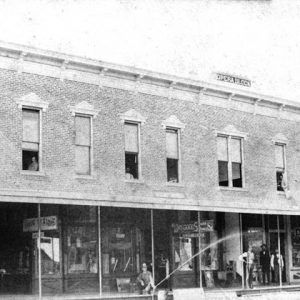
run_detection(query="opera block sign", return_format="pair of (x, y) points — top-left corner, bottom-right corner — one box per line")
(173, 288), (205, 300)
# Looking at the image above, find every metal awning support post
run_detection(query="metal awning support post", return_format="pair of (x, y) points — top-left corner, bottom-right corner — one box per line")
(198, 211), (202, 288)
(98, 206), (102, 298)
(239, 213), (245, 289)
(151, 209), (155, 300)
(38, 203), (42, 300)
(277, 215), (282, 289)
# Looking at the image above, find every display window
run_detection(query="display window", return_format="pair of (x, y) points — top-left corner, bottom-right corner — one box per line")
(63, 205), (99, 294)
(100, 207), (151, 295)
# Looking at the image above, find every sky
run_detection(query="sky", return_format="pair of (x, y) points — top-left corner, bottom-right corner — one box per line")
(0, 0), (299, 101)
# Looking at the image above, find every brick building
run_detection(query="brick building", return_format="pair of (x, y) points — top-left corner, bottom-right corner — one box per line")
(0, 41), (300, 299)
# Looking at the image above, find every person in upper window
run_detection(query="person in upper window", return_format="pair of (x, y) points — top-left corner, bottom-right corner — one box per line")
(28, 156), (38, 171)
(136, 262), (154, 294)
(125, 167), (134, 180)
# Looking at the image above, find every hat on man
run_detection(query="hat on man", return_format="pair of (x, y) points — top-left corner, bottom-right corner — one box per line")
(261, 243), (267, 248)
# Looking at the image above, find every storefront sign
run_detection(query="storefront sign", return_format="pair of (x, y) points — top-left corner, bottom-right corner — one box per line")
(216, 73), (251, 87)
(172, 220), (214, 234)
(23, 216), (58, 232)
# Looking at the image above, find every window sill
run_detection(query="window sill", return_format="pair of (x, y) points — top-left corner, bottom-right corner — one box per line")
(277, 191), (286, 196)
(74, 174), (95, 180)
(124, 179), (145, 184)
(21, 170), (46, 177)
(166, 182), (185, 187)
(218, 186), (248, 192)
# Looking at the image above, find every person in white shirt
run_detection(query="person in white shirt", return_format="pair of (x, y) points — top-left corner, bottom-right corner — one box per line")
(239, 246), (255, 289)
(270, 249), (284, 283)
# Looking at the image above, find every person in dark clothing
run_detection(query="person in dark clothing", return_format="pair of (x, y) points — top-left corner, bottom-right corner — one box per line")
(260, 244), (270, 285)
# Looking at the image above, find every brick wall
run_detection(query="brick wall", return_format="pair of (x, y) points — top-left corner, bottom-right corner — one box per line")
(0, 68), (299, 213)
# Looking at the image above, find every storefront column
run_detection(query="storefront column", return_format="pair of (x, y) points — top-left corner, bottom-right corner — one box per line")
(239, 213), (245, 289)
(98, 206), (102, 298)
(197, 211), (202, 288)
(38, 203), (42, 300)
(277, 215), (282, 288)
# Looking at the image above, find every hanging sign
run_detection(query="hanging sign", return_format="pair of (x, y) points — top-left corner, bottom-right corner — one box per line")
(23, 216), (58, 232)
(216, 73), (251, 87)
(172, 220), (214, 234)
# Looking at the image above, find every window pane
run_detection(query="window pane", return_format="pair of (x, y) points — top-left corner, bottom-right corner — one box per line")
(22, 141), (39, 151)
(275, 144), (284, 169)
(75, 146), (90, 174)
(23, 109), (39, 143)
(75, 116), (91, 146)
(167, 158), (178, 182)
(218, 161), (228, 186)
(276, 171), (284, 191)
(231, 138), (241, 163)
(125, 123), (138, 153)
(166, 129), (178, 159)
(125, 153), (138, 179)
(217, 136), (228, 161)
(22, 150), (39, 171)
(232, 162), (242, 187)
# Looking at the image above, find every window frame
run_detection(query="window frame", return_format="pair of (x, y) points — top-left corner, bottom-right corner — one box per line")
(275, 142), (287, 192)
(74, 113), (93, 177)
(166, 126), (181, 184)
(124, 121), (141, 181)
(21, 107), (43, 174)
(217, 134), (245, 189)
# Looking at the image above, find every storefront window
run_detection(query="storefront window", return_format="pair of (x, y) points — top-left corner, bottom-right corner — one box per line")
(101, 208), (151, 295)
(64, 205), (98, 294)
(0, 203), (37, 295)
(291, 216), (300, 268)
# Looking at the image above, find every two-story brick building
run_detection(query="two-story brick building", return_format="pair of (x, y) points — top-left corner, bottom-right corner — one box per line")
(0, 41), (299, 299)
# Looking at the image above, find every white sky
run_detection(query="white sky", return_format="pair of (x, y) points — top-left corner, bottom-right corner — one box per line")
(0, 0), (299, 101)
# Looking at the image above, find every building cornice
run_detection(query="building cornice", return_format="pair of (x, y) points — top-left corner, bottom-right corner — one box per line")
(0, 40), (300, 121)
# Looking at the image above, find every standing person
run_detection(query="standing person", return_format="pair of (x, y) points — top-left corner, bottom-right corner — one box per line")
(137, 262), (155, 294)
(239, 246), (255, 289)
(270, 249), (284, 283)
(260, 244), (270, 285)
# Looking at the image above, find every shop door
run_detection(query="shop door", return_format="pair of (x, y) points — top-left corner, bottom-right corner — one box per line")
(172, 236), (199, 288)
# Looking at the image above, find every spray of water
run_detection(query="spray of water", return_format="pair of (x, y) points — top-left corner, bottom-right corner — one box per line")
(154, 232), (242, 289)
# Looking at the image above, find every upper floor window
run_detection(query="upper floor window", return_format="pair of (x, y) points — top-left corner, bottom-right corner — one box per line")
(166, 128), (179, 183)
(275, 143), (286, 191)
(125, 122), (139, 180)
(217, 135), (243, 188)
(75, 115), (91, 175)
(22, 108), (40, 171)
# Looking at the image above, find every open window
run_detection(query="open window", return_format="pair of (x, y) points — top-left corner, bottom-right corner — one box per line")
(275, 143), (286, 191)
(124, 122), (139, 180)
(22, 109), (40, 171)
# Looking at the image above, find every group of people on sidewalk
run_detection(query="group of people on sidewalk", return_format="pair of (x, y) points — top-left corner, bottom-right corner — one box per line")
(239, 244), (284, 289)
